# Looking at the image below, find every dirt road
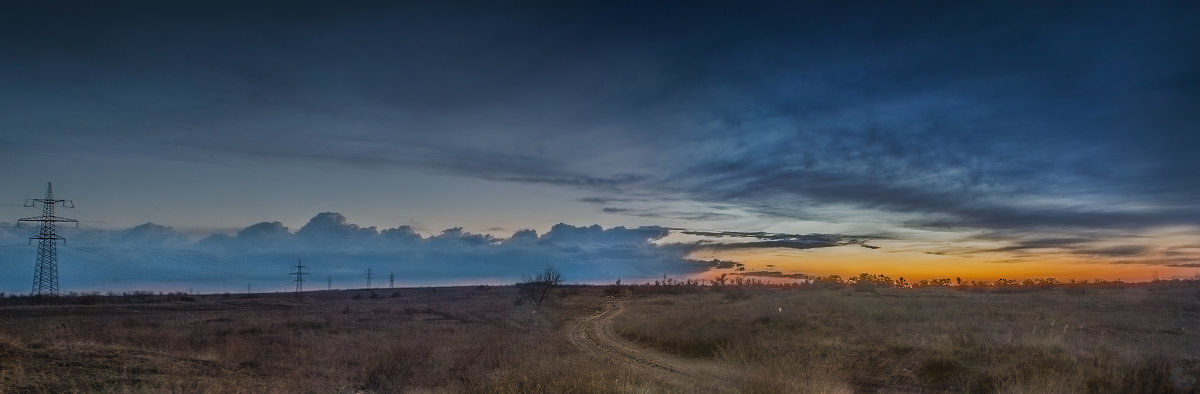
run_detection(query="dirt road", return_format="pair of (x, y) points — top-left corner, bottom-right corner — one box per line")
(569, 300), (735, 392)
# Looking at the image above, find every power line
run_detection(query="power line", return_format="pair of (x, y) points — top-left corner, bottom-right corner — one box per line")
(62, 243), (227, 287)
(16, 183), (78, 296)
(60, 245), (217, 286)
(47, 209), (238, 281)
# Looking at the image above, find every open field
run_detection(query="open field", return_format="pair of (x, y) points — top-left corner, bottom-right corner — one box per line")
(0, 287), (659, 393)
(615, 282), (1200, 393)
(0, 282), (1198, 393)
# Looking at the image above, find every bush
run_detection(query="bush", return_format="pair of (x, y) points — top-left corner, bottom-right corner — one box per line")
(518, 265), (562, 306)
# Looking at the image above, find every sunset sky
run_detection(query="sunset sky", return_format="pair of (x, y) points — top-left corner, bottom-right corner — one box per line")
(1, 1), (1198, 293)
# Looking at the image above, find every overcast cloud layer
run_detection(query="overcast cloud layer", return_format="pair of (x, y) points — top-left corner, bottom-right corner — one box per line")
(1, 1), (1198, 288)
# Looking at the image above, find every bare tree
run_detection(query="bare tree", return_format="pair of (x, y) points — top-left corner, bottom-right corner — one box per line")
(520, 265), (562, 306)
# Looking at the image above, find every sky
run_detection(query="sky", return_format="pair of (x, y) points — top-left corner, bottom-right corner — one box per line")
(1, 1), (1198, 293)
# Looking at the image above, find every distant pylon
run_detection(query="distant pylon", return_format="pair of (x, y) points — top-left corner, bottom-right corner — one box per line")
(291, 259), (309, 294)
(389, 272), (395, 288)
(366, 267), (373, 289)
(17, 183), (78, 296)
(327, 275), (332, 290)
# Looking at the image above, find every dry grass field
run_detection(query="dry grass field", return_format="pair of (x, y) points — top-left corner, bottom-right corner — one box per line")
(0, 281), (1197, 393)
(614, 282), (1200, 393)
(0, 286), (658, 393)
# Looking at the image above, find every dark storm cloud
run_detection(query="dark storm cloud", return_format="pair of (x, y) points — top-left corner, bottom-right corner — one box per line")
(2, 1), (1198, 242)
(737, 271), (808, 280)
(1072, 245), (1151, 258)
(973, 235), (1200, 267)
(987, 238), (1096, 252)
(579, 197), (641, 205)
(1109, 257), (1198, 266)
(689, 240), (873, 252)
(601, 207), (737, 221)
(680, 230), (869, 243)
(679, 230), (876, 251)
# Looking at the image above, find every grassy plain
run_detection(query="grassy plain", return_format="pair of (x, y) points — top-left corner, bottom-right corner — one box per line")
(0, 282), (1197, 393)
(615, 282), (1200, 393)
(0, 286), (656, 393)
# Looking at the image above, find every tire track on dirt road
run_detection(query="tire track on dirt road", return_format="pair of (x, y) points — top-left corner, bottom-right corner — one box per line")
(569, 300), (735, 392)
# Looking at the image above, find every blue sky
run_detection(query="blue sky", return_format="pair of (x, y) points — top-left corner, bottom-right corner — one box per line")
(1, 1), (1198, 293)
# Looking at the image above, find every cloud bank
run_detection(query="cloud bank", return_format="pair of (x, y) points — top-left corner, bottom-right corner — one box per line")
(0, 213), (866, 294)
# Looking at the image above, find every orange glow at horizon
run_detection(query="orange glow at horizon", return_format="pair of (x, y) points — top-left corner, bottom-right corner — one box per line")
(685, 244), (1198, 283)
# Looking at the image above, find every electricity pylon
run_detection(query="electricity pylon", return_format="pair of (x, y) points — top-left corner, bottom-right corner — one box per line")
(366, 267), (373, 289)
(17, 183), (77, 296)
(291, 259), (309, 294)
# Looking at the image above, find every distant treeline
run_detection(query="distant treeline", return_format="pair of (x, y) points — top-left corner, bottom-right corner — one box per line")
(609, 273), (1200, 296)
(806, 273), (1144, 289)
(0, 290), (202, 306)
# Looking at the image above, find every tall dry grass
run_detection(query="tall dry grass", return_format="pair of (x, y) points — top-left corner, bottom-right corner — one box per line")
(2, 283), (1196, 393)
(0, 286), (664, 393)
(613, 284), (1200, 393)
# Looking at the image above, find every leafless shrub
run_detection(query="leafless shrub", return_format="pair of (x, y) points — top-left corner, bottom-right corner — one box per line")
(603, 279), (625, 297)
(519, 265), (562, 306)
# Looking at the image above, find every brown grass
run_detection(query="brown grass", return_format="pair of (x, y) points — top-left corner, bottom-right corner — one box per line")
(613, 283), (1200, 393)
(0, 286), (662, 393)
(1, 282), (1198, 393)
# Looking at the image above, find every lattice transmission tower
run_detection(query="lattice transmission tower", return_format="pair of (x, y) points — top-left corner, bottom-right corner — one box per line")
(291, 259), (309, 294)
(17, 183), (78, 296)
